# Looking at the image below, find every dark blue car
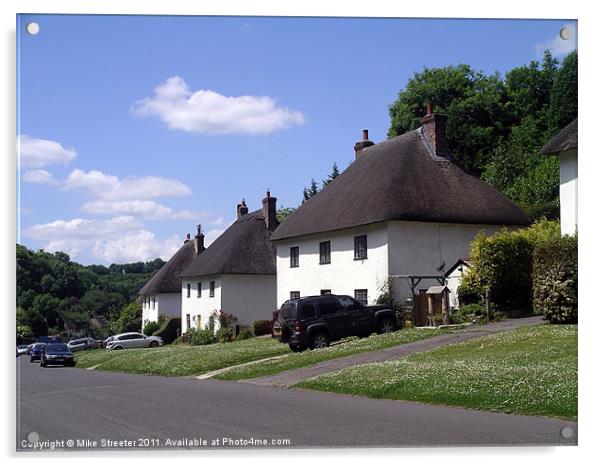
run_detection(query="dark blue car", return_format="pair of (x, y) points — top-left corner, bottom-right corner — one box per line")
(29, 343), (47, 362)
(40, 343), (75, 367)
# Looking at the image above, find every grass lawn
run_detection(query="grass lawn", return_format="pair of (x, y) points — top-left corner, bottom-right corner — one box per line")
(214, 327), (447, 381)
(296, 324), (577, 420)
(74, 336), (289, 376)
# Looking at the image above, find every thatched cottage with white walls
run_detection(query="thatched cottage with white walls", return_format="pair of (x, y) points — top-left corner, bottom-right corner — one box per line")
(271, 105), (530, 307)
(138, 226), (205, 330)
(540, 118), (577, 235)
(179, 194), (278, 333)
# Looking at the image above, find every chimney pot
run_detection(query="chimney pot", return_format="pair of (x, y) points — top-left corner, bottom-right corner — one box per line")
(420, 106), (451, 158)
(354, 128), (374, 159)
(426, 101), (433, 116)
(237, 198), (249, 219)
(194, 224), (205, 256)
(262, 191), (279, 232)
(184, 233), (191, 244)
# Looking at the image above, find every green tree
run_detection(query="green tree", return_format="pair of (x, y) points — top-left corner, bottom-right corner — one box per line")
(115, 302), (142, 333)
(548, 51), (578, 135)
(388, 64), (507, 174)
(277, 206), (296, 222)
(322, 162), (340, 187)
(302, 178), (320, 203)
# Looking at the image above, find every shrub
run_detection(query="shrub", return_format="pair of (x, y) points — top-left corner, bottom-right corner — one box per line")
(143, 321), (160, 336)
(236, 326), (253, 340)
(251, 320), (271, 336)
(216, 327), (232, 343)
(450, 304), (483, 323)
(533, 236), (577, 324)
(456, 282), (481, 305)
(467, 220), (560, 314)
(188, 328), (217, 346)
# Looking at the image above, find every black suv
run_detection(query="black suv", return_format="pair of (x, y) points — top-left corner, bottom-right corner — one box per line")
(273, 294), (397, 352)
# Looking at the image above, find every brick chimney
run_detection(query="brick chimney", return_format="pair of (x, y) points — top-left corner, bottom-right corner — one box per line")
(262, 190), (278, 232)
(184, 233), (191, 244)
(237, 199), (249, 219)
(420, 102), (451, 157)
(194, 224), (205, 256)
(354, 129), (374, 159)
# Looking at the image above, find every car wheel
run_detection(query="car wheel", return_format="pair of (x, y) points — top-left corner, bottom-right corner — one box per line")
(309, 331), (330, 350)
(377, 317), (396, 334)
(288, 343), (306, 353)
(149, 341), (159, 348)
(113, 345), (124, 350)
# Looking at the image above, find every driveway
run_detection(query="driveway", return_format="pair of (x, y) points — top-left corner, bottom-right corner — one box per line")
(16, 349), (576, 451)
(244, 316), (546, 387)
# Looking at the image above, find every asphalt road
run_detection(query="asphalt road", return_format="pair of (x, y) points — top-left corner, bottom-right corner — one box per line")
(16, 356), (576, 451)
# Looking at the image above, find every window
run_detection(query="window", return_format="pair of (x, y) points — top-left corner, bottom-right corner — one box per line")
(186, 283), (191, 298)
(354, 235), (368, 260)
(210, 281), (215, 297)
(317, 296), (339, 315)
(186, 314), (191, 330)
(319, 241), (331, 264)
(299, 302), (317, 319)
(197, 282), (202, 298)
(320, 289), (331, 295)
(290, 246), (299, 268)
(338, 295), (362, 310)
(354, 289), (368, 306)
(152, 297), (156, 309)
(290, 291), (300, 300)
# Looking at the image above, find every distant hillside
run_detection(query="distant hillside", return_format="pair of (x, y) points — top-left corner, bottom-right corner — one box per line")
(16, 243), (165, 339)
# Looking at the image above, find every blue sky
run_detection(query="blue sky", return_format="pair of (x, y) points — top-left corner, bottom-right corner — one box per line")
(16, 15), (576, 265)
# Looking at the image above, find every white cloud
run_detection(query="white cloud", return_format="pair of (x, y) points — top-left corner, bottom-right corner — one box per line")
(535, 23), (577, 57)
(23, 216), (181, 263)
(61, 168), (192, 201)
(81, 199), (209, 221)
(22, 169), (57, 185)
(131, 76), (305, 135)
(19, 135), (76, 168)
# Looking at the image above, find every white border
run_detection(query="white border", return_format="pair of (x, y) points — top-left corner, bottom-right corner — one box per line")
(2, 1), (599, 465)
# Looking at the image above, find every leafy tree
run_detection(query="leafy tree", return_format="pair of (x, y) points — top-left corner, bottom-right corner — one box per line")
(277, 206), (296, 222)
(548, 51), (578, 135)
(115, 302), (142, 333)
(388, 64), (507, 174)
(29, 312), (48, 337)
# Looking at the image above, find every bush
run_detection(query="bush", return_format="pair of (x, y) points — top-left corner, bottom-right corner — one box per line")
(236, 326), (253, 341)
(450, 304), (483, 323)
(467, 220), (560, 313)
(216, 327), (232, 343)
(533, 236), (577, 324)
(456, 282), (481, 305)
(143, 321), (160, 336)
(187, 328), (217, 346)
(251, 320), (272, 336)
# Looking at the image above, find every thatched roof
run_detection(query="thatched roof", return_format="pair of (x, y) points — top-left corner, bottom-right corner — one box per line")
(271, 127), (530, 241)
(540, 119), (578, 155)
(179, 210), (276, 278)
(139, 240), (198, 295)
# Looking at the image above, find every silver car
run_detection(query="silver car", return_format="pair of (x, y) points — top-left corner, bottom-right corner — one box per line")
(67, 337), (98, 352)
(106, 332), (163, 350)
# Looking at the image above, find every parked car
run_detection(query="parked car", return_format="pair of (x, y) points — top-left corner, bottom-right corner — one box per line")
(40, 343), (75, 367)
(273, 294), (397, 352)
(106, 332), (163, 350)
(16, 345), (30, 356)
(67, 337), (98, 352)
(29, 343), (47, 362)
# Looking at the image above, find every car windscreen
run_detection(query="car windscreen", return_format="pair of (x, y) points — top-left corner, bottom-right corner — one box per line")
(32, 343), (45, 349)
(47, 344), (69, 352)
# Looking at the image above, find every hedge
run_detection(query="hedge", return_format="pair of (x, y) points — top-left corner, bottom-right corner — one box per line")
(465, 220), (560, 314)
(533, 236), (578, 324)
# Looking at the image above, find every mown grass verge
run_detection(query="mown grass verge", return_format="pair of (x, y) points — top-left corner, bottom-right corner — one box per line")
(296, 324), (577, 420)
(214, 328), (447, 381)
(74, 336), (288, 376)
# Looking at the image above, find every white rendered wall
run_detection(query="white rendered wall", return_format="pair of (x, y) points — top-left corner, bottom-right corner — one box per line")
(276, 223), (389, 307)
(141, 293), (181, 331)
(445, 266), (471, 309)
(221, 274), (277, 325)
(386, 221), (503, 302)
(181, 276), (222, 333)
(559, 149), (578, 235)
